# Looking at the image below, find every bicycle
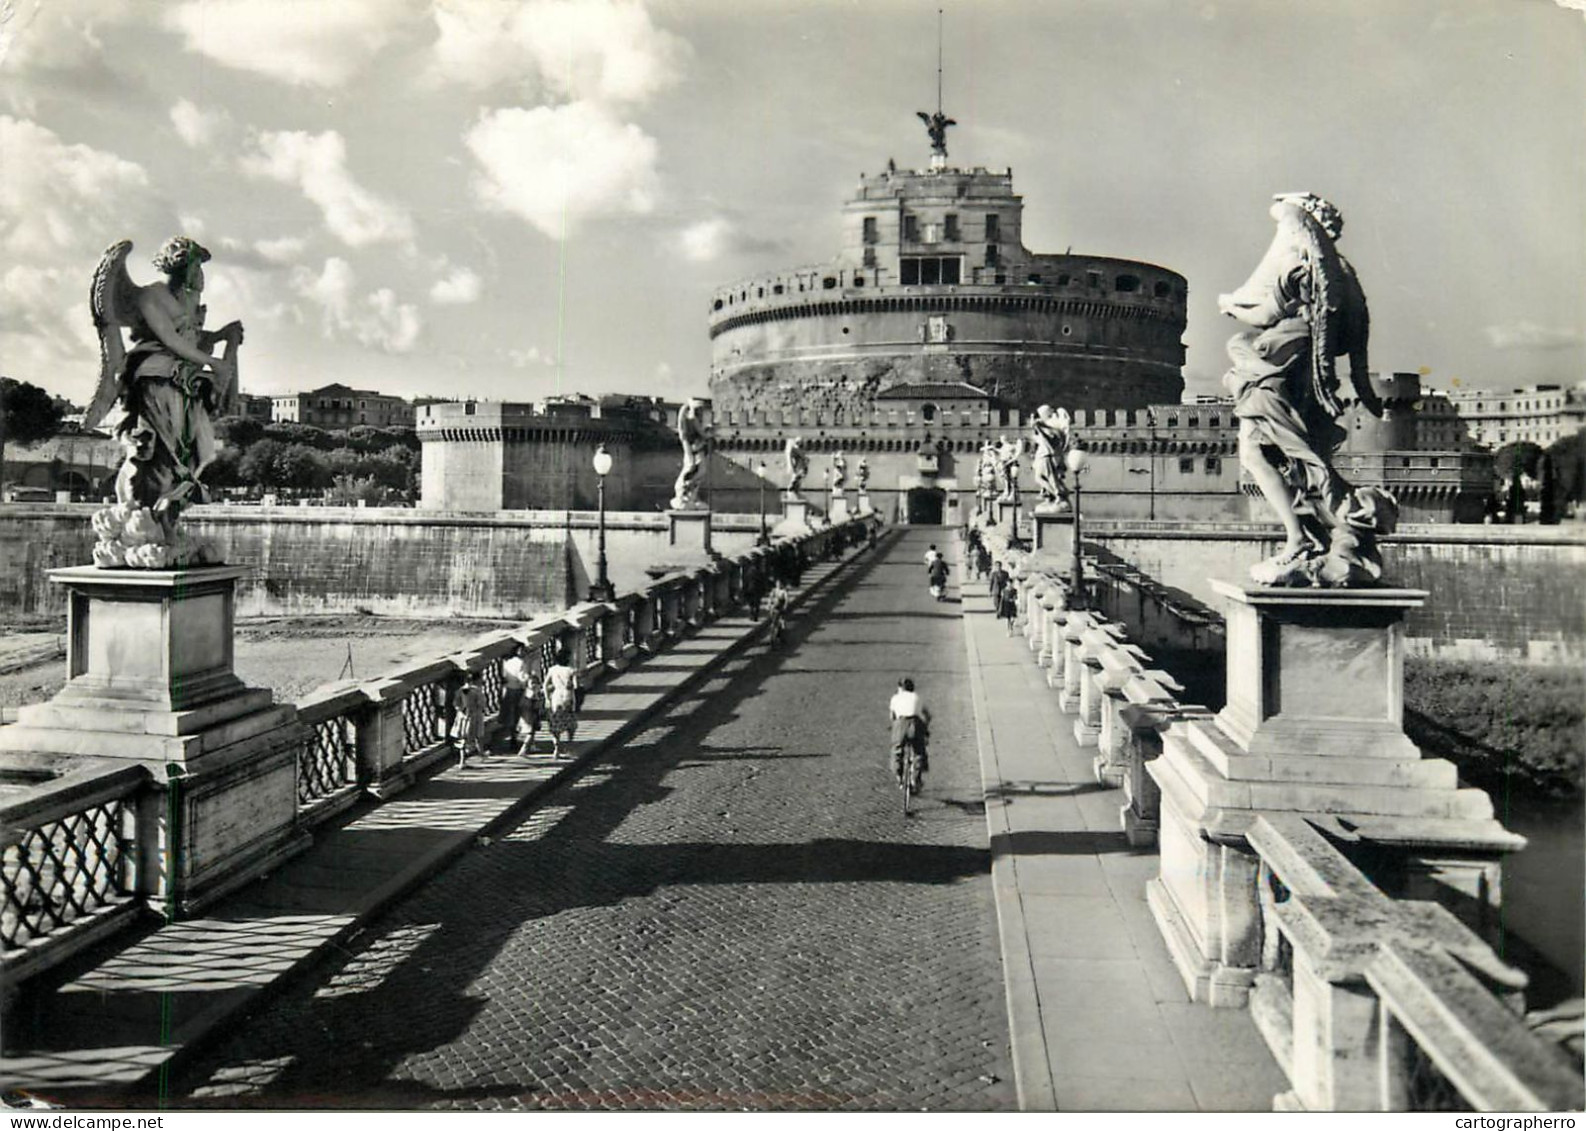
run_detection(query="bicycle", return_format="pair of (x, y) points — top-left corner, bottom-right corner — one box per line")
(900, 738), (918, 816)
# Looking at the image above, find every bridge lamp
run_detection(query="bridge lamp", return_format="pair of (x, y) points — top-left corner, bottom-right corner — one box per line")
(1065, 448), (1090, 609)
(590, 444), (615, 602)
(757, 460), (769, 545)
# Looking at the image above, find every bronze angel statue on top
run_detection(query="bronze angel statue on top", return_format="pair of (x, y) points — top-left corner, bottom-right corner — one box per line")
(1220, 193), (1396, 587)
(84, 237), (243, 567)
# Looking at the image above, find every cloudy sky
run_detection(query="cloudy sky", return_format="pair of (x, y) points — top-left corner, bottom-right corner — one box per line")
(2, 0), (1583, 409)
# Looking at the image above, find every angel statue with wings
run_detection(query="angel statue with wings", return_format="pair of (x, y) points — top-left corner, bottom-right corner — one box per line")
(996, 435), (1023, 503)
(1030, 404), (1073, 512)
(1220, 193), (1397, 587)
(84, 237), (243, 567)
(784, 435), (809, 494)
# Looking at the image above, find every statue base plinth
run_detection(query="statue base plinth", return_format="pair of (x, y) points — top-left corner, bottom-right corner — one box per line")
(1147, 581), (1524, 1007)
(1032, 512), (1075, 559)
(829, 491), (854, 523)
(996, 501), (1020, 536)
(0, 565), (309, 917)
(645, 509), (720, 579)
(855, 491), (873, 514)
(772, 493), (818, 538)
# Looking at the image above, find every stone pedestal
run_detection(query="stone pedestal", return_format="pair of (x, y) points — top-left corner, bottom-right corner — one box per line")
(1147, 581), (1524, 1008)
(996, 500), (1019, 536)
(829, 491), (854, 523)
(855, 491), (873, 514)
(0, 566), (308, 917)
(771, 492), (816, 538)
(1032, 511), (1074, 559)
(645, 509), (720, 579)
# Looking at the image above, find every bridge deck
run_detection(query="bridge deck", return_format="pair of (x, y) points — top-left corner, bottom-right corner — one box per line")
(4, 527), (1284, 1111)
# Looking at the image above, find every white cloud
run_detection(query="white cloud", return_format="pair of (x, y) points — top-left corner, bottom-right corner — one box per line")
(291, 257), (422, 353)
(169, 99), (230, 148)
(0, 0), (131, 74)
(254, 236), (307, 264)
(0, 115), (179, 391)
(430, 0), (687, 105)
(466, 102), (658, 239)
(164, 0), (411, 87)
(1483, 322), (1584, 351)
(678, 218), (731, 263)
(429, 266), (482, 305)
(507, 346), (555, 368)
(242, 130), (414, 249)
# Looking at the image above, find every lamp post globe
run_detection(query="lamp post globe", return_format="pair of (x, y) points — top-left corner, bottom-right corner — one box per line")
(590, 444), (615, 602)
(756, 460), (769, 545)
(1065, 447), (1088, 609)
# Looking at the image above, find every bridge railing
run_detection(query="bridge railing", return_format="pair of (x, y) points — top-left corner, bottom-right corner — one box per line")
(0, 516), (874, 990)
(0, 759), (145, 987)
(1246, 813), (1582, 1112)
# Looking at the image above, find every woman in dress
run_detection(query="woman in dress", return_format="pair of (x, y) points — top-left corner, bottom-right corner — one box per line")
(543, 646), (581, 760)
(452, 672), (484, 767)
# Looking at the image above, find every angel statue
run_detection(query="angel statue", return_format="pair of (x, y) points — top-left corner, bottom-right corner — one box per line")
(831, 449), (848, 492)
(1220, 193), (1397, 587)
(1030, 405), (1073, 512)
(670, 398), (708, 510)
(997, 435), (1023, 503)
(784, 435), (809, 494)
(917, 110), (956, 157)
(976, 441), (999, 515)
(84, 237), (243, 568)
(856, 455), (870, 491)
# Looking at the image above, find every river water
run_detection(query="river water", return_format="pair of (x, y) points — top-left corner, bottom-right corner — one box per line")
(1499, 791), (1585, 1000)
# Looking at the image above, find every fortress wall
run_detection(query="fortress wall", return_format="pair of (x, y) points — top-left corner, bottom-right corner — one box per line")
(1088, 522), (1586, 665)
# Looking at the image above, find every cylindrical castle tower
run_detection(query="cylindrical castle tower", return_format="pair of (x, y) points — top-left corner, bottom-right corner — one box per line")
(708, 144), (1187, 420)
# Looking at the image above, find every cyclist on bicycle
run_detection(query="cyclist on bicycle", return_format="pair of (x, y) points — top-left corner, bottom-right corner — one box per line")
(889, 677), (931, 794)
(767, 578), (791, 645)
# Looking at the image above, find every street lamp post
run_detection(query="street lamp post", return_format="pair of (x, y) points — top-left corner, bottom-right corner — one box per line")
(756, 460), (769, 544)
(590, 444), (615, 602)
(1065, 447), (1089, 609)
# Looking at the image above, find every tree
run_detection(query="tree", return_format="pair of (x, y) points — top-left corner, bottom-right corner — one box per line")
(216, 415), (265, 449)
(238, 438), (286, 489)
(1546, 431), (1585, 509)
(1, 377), (66, 489)
(1506, 447), (1528, 524)
(1538, 452), (1560, 524)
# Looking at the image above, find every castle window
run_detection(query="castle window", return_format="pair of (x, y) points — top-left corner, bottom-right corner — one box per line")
(1178, 457), (1194, 474)
(863, 246), (876, 269)
(863, 216), (878, 244)
(903, 214), (919, 242)
(757, 287), (764, 298)
(900, 256), (961, 285)
(853, 275), (864, 287)
(823, 276), (836, 289)
(1205, 456), (1221, 475)
(922, 403), (938, 422)
(1115, 274), (1140, 293)
(713, 299), (723, 310)
(985, 244), (999, 267)
(1057, 274), (1071, 286)
(773, 284), (783, 295)
(945, 214), (960, 241)
(1087, 271), (1103, 288)
(985, 213), (1000, 241)
(1061, 325), (1072, 336)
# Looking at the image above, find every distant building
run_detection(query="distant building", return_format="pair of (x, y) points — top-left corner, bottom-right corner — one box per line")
(236, 393), (273, 423)
(708, 118), (1187, 423)
(1430, 382), (1586, 449)
(271, 383), (414, 429)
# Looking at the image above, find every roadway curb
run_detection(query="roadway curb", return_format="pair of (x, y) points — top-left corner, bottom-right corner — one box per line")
(21, 534), (886, 1104)
(956, 533), (1059, 1113)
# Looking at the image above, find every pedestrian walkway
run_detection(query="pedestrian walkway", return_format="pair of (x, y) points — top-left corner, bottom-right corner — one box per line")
(1, 541), (877, 1103)
(958, 537), (1288, 1111)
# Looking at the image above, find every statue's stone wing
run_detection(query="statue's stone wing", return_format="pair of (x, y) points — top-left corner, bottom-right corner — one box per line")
(85, 240), (138, 429)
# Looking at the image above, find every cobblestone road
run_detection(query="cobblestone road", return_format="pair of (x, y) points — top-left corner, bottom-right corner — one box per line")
(174, 530), (1014, 1111)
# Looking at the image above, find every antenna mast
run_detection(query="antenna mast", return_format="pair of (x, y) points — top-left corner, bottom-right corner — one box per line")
(917, 7), (955, 164)
(937, 7), (944, 115)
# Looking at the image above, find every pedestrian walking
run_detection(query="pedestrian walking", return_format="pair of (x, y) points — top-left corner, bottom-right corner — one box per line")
(542, 646), (581, 760)
(998, 574), (1020, 634)
(452, 672), (484, 766)
(988, 559), (1010, 612)
(515, 657), (545, 757)
(976, 544), (992, 580)
(497, 645), (529, 752)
